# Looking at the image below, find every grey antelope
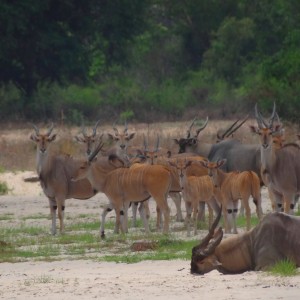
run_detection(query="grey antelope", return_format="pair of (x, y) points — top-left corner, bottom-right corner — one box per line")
(191, 209), (300, 274)
(174, 117), (263, 183)
(200, 159), (263, 233)
(250, 103), (300, 214)
(216, 115), (249, 143)
(168, 159), (221, 236)
(72, 142), (173, 236)
(30, 123), (98, 235)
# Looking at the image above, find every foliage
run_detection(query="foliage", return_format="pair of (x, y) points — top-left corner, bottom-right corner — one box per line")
(268, 259), (298, 277)
(1, 0), (300, 122)
(0, 181), (9, 195)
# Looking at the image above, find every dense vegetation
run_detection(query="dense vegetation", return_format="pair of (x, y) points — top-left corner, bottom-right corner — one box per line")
(1, 0), (300, 124)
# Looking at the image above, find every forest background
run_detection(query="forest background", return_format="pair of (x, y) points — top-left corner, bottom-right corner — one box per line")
(1, 0), (300, 125)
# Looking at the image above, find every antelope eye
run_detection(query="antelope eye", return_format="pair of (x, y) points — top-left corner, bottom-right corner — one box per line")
(154, 155), (158, 158)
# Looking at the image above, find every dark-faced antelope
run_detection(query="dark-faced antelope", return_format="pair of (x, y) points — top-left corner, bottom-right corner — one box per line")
(169, 159), (220, 236)
(191, 209), (300, 274)
(200, 159), (263, 233)
(174, 117), (262, 183)
(72, 142), (172, 236)
(250, 103), (300, 214)
(30, 123), (98, 235)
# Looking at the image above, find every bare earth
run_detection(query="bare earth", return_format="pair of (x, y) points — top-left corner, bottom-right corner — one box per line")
(0, 171), (300, 300)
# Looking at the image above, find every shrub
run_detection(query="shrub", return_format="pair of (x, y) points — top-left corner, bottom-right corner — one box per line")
(0, 182), (9, 195)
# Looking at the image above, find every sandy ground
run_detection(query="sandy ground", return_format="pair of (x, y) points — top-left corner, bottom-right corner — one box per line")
(0, 172), (300, 300)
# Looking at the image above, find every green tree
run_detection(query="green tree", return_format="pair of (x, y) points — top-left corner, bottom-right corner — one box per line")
(0, 0), (149, 98)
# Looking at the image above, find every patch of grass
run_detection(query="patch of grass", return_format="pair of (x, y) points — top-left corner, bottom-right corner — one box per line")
(0, 181), (9, 195)
(21, 214), (48, 221)
(67, 220), (100, 231)
(97, 234), (197, 263)
(235, 215), (259, 228)
(24, 274), (65, 286)
(268, 259), (298, 277)
(0, 213), (14, 221)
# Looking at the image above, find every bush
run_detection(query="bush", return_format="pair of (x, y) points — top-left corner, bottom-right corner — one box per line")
(268, 259), (298, 277)
(0, 182), (9, 195)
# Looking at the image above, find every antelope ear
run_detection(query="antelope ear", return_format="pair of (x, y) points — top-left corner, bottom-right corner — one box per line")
(49, 134), (57, 142)
(75, 136), (84, 143)
(199, 160), (208, 168)
(168, 160), (176, 168)
(249, 125), (259, 134)
(217, 159), (226, 168)
(186, 160), (193, 167)
(211, 257), (222, 267)
(127, 132), (135, 140)
(30, 133), (38, 142)
(107, 133), (115, 140)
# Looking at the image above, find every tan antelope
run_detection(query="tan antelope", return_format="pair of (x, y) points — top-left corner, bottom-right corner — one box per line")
(200, 159), (263, 233)
(76, 120), (148, 232)
(168, 159), (221, 236)
(191, 209), (300, 274)
(141, 134), (184, 222)
(106, 121), (136, 159)
(142, 134), (212, 223)
(250, 103), (300, 214)
(74, 120), (102, 156)
(72, 142), (172, 236)
(30, 123), (99, 235)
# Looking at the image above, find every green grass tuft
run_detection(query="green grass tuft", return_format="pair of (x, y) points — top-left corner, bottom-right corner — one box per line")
(0, 181), (9, 195)
(268, 259), (298, 277)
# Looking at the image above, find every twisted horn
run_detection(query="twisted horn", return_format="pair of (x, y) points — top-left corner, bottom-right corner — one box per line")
(186, 117), (197, 138)
(195, 116), (209, 137)
(92, 119), (101, 137)
(112, 120), (119, 135)
(124, 120), (128, 134)
(155, 134), (160, 152)
(254, 104), (265, 128)
(47, 123), (54, 136)
(268, 102), (277, 128)
(30, 123), (40, 135)
(193, 206), (222, 252)
(88, 141), (104, 162)
(143, 134), (148, 151)
(221, 115), (249, 140)
(80, 123), (88, 137)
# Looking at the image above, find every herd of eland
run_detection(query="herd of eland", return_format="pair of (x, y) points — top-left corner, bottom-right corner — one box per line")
(28, 103), (300, 274)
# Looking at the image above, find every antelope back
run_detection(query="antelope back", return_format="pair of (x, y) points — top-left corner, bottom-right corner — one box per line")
(104, 164), (171, 200)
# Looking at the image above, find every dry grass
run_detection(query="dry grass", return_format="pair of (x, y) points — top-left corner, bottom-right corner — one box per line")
(0, 118), (299, 171)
